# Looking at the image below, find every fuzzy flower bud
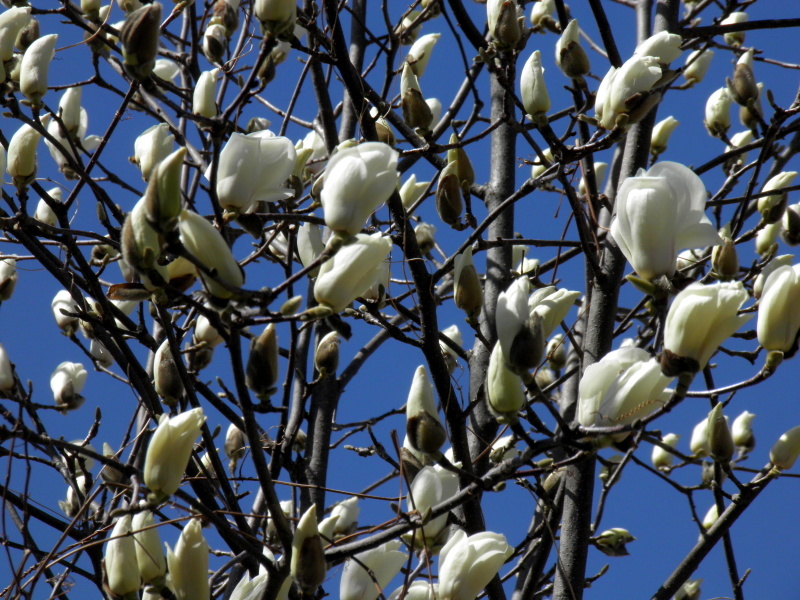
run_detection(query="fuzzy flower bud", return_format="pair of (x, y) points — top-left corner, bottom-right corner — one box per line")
(154, 338), (184, 405)
(246, 324), (279, 399)
(759, 171), (797, 224)
(291, 505), (327, 595)
(732, 410), (755, 453)
(707, 403), (734, 463)
(453, 246), (483, 319)
(120, 3), (161, 80)
(486, 343), (526, 423)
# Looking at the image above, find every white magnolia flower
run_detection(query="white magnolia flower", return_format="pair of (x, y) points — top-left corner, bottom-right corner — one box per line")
(405, 465), (458, 548)
(757, 264), (800, 352)
(578, 347), (673, 431)
(406, 33), (440, 77)
(178, 209), (244, 300)
(320, 142), (399, 238)
(314, 233), (392, 312)
(134, 123), (174, 181)
(209, 131), (296, 216)
(520, 49), (550, 118)
(143, 407), (206, 498)
(104, 515), (141, 596)
(20, 34), (57, 106)
(633, 31), (682, 64)
(340, 540), (407, 600)
(683, 48), (714, 86)
(595, 54), (662, 130)
(167, 518), (209, 600)
(132, 509), (167, 583)
(50, 361), (87, 412)
(437, 529), (513, 600)
(662, 281), (752, 375)
(610, 161), (722, 280)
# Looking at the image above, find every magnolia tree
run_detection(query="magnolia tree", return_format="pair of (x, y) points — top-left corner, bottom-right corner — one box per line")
(3, 0), (800, 599)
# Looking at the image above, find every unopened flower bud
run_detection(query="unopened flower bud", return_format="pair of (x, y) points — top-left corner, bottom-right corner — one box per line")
(7, 123), (41, 188)
(193, 68), (220, 118)
(690, 417), (709, 458)
(683, 49), (713, 86)
(731, 410), (755, 454)
(154, 338), (184, 406)
(711, 233), (738, 281)
(447, 133), (474, 190)
(704, 87), (732, 138)
(436, 161), (463, 228)
(721, 11), (747, 47)
(406, 32), (440, 78)
(120, 3), (162, 80)
(520, 50), (550, 120)
(593, 527), (635, 557)
(728, 50), (757, 107)
(650, 116), (679, 156)
(454, 246), (482, 319)
(224, 423), (246, 473)
(707, 403), (733, 463)
(144, 147), (186, 234)
(487, 343), (525, 423)
(490, 0), (523, 49)
(555, 20), (590, 79)
(651, 433), (680, 471)
(104, 515), (141, 596)
(20, 33), (57, 107)
(246, 324), (278, 399)
(291, 504), (327, 595)
(0, 258), (17, 303)
(0, 343), (15, 391)
(740, 82), (763, 132)
(254, 0), (297, 39)
(782, 203), (800, 246)
(546, 333), (567, 370)
(203, 22), (227, 64)
(405, 365), (446, 455)
(401, 63), (433, 132)
(508, 312), (545, 375)
(314, 331), (340, 378)
(759, 171), (796, 224)
(701, 503), (719, 530)
(414, 223), (437, 256)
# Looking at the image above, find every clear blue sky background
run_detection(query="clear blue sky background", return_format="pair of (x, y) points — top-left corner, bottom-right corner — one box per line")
(3, 1), (800, 599)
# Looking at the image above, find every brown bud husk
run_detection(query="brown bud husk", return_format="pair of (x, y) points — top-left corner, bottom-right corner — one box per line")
(455, 263), (483, 318)
(711, 237), (738, 280)
(660, 348), (700, 377)
(154, 339), (184, 405)
(729, 63), (758, 107)
(294, 534), (326, 594)
(406, 411), (446, 456)
(120, 3), (162, 81)
(402, 87), (433, 132)
(436, 163), (463, 227)
(314, 331), (340, 378)
(447, 135), (475, 190)
(492, 1), (523, 49)
(708, 404), (734, 463)
(245, 324), (278, 398)
(558, 41), (590, 79)
(508, 313), (545, 375)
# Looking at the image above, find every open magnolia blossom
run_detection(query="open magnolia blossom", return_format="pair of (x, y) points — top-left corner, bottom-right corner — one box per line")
(209, 131), (296, 216)
(320, 142), (399, 238)
(662, 281), (752, 376)
(610, 161), (722, 281)
(633, 31), (682, 64)
(578, 347), (673, 432)
(437, 529), (513, 600)
(50, 361), (87, 412)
